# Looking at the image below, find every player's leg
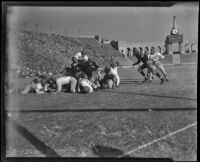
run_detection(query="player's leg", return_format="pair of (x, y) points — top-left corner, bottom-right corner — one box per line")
(56, 78), (62, 93)
(138, 64), (148, 82)
(147, 60), (165, 84)
(146, 69), (154, 83)
(69, 77), (77, 93)
(107, 79), (114, 89)
(114, 73), (120, 86)
(99, 78), (106, 89)
(21, 85), (32, 94)
(110, 79), (115, 89)
(75, 72), (82, 93)
(89, 72), (99, 89)
(155, 61), (169, 81)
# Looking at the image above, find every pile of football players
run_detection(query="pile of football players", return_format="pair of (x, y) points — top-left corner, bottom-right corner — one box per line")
(21, 52), (120, 94)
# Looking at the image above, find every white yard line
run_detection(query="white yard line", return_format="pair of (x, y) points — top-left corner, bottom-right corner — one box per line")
(119, 122), (197, 157)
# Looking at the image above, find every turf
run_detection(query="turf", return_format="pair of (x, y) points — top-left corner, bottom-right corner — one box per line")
(5, 64), (197, 160)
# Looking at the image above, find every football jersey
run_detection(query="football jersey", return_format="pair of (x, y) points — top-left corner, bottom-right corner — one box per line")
(136, 54), (149, 63)
(79, 78), (93, 93)
(32, 83), (43, 92)
(71, 62), (81, 74)
(46, 77), (57, 89)
(149, 52), (164, 62)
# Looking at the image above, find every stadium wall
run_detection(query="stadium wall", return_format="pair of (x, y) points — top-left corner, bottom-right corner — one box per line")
(118, 40), (198, 57)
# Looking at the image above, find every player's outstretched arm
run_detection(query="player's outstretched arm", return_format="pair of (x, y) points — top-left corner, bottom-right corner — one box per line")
(157, 52), (165, 59)
(133, 59), (141, 66)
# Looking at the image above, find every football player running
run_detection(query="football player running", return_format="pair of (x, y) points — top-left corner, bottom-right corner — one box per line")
(149, 47), (169, 82)
(132, 48), (151, 82)
(132, 48), (165, 84)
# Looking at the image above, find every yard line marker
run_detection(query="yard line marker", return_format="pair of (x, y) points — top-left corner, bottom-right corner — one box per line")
(119, 122), (197, 157)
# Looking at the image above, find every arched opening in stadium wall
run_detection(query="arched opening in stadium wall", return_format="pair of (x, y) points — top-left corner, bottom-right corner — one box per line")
(126, 47), (131, 56)
(156, 46), (161, 53)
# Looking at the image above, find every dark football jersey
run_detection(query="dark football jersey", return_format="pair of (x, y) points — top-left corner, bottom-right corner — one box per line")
(136, 54), (149, 64)
(46, 77), (57, 89)
(71, 62), (81, 74)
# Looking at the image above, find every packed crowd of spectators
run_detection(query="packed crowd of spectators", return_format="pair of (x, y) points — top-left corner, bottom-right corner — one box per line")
(14, 30), (105, 77)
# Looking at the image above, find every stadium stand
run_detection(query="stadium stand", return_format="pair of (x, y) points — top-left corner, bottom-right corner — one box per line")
(10, 31), (125, 77)
(13, 31), (108, 77)
(76, 37), (123, 58)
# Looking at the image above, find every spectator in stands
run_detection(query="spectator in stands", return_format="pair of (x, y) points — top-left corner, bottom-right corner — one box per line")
(16, 30), (104, 77)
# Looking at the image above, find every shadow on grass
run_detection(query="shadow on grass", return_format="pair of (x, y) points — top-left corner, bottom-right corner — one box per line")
(120, 80), (141, 83)
(7, 118), (60, 157)
(119, 82), (158, 86)
(99, 89), (197, 101)
(91, 145), (174, 161)
(120, 79), (151, 85)
(6, 107), (197, 114)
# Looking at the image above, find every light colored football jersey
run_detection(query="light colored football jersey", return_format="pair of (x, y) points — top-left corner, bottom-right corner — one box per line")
(32, 83), (44, 93)
(149, 52), (164, 62)
(110, 67), (120, 86)
(79, 78), (93, 93)
(56, 76), (72, 85)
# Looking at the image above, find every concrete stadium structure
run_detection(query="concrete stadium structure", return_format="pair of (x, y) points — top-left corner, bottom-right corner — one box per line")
(118, 16), (198, 57)
(118, 39), (198, 57)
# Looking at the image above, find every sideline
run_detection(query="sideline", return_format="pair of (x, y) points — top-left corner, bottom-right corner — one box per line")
(119, 122), (197, 157)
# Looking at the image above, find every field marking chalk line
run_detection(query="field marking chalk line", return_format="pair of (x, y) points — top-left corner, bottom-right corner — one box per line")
(119, 122), (197, 157)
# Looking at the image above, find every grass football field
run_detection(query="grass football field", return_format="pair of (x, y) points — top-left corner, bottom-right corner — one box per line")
(5, 64), (197, 160)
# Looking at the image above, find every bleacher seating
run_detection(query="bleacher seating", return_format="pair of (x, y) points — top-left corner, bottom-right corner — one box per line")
(76, 37), (123, 59)
(14, 31), (104, 77)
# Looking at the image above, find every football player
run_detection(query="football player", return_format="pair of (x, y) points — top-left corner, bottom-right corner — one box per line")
(132, 48), (165, 84)
(55, 76), (77, 93)
(77, 78), (94, 94)
(100, 66), (120, 89)
(132, 48), (150, 82)
(40, 75), (77, 93)
(149, 47), (169, 81)
(21, 78), (45, 94)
